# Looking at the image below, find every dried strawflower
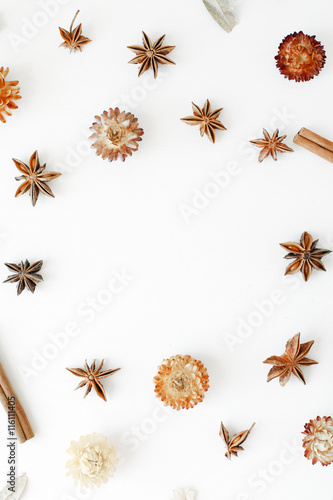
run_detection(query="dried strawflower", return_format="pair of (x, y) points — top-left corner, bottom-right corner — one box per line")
(263, 332), (317, 386)
(174, 488), (197, 500)
(90, 108), (144, 162)
(181, 100), (226, 143)
(66, 359), (120, 402)
(250, 128), (293, 162)
(128, 32), (175, 78)
(4, 260), (43, 295)
(154, 355), (209, 410)
(14, 151), (61, 207)
(303, 416), (333, 466)
(59, 10), (91, 53)
(219, 421), (255, 460)
(66, 433), (118, 488)
(280, 231), (331, 282)
(0, 67), (21, 123)
(275, 32), (326, 82)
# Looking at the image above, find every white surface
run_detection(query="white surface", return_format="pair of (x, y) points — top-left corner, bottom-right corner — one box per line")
(0, 0), (333, 499)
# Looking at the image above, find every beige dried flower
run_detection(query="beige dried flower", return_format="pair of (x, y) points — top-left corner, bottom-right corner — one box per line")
(66, 433), (118, 488)
(302, 416), (333, 466)
(89, 108), (144, 162)
(154, 355), (209, 410)
(0, 67), (21, 123)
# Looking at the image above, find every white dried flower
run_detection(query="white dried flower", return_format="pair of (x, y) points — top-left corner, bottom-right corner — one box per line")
(303, 416), (333, 466)
(66, 433), (118, 488)
(174, 488), (197, 500)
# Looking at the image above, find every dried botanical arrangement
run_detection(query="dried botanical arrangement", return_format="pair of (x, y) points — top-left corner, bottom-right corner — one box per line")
(66, 359), (120, 402)
(303, 416), (333, 466)
(0, 67), (21, 123)
(128, 32), (175, 78)
(13, 151), (61, 207)
(181, 100), (226, 143)
(4, 260), (43, 295)
(0, 475), (27, 499)
(174, 488), (197, 500)
(219, 421), (255, 460)
(250, 129), (293, 162)
(294, 128), (333, 163)
(66, 433), (118, 488)
(263, 332), (317, 386)
(280, 231), (331, 282)
(275, 31), (326, 82)
(202, 0), (237, 33)
(90, 108), (144, 162)
(0, 362), (34, 443)
(59, 10), (91, 53)
(154, 355), (209, 410)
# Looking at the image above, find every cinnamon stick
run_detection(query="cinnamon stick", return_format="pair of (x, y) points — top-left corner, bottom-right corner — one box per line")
(293, 127), (333, 163)
(0, 362), (34, 443)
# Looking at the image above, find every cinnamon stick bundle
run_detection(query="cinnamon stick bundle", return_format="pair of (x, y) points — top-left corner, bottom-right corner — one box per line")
(0, 362), (34, 443)
(294, 128), (333, 163)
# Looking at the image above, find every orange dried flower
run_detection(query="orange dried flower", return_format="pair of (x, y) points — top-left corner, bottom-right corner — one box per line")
(0, 67), (21, 123)
(275, 31), (326, 82)
(154, 355), (209, 410)
(303, 416), (333, 466)
(90, 108), (144, 162)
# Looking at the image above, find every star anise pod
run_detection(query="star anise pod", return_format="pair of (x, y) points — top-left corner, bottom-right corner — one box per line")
(66, 359), (121, 402)
(4, 260), (43, 295)
(128, 31), (175, 79)
(264, 333), (318, 386)
(181, 99), (226, 143)
(280, 231), (331, 282)
(59, 10), (91, 54)
(219, 421), (255, 460)
(250, 128), (294, 162)
(13, 151), (61, 207)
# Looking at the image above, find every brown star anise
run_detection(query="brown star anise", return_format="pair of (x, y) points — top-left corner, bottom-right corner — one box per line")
(280, 231), (331, 282)
(264, 333), (318, 386)
(181, 99), (227, 143)
(219, 421), (255, 460)
(66, 360), (121, 402)
(4, 260), (43, 295)
(250, 128), (294, 162)
(13, 151), (61, 207)
(128, 32), (175, 78)
(59, 10), (91, 54)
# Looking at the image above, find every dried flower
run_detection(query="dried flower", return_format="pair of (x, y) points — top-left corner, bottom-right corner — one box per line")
(90, 108), (144, 162)
(66, 433), (118, 488)
(128, 32), (175, 78)
(263, 332), (317, 386)
(154, 355), (209, 410)
(275, 32), (326, 82)
(303, 417), (333, 466)
(0, 67), (21, 123)
(219, 421), (255, 460)
(59, 10), (91, 53)
(280, 231), (331, 282)
(181, 99), (226, 143)
(174, 488), (197, 500)
(4, 260), (43, 296)
(66, 359), (120, 402)
(250, 129), (293, 162)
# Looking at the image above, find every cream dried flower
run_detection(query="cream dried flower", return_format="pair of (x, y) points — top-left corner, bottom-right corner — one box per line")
(174, 488), (197, 500)
(89, 108), (144, 162)
(302, 416), (333, 466)
(66, 433), (118, 488)
(0, 67), (21, 123)
(154, 355), (209, 410)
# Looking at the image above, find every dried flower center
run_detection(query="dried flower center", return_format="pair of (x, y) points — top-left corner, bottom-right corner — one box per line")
(171, 370), (191, 394)
(107, 124), (128, 146)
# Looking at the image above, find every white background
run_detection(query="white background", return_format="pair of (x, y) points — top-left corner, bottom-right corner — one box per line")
(0, 0), (333, 499)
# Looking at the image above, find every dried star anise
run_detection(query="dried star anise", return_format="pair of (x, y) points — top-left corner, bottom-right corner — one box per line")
(250, 128), (294, 162)
(59, 10), (91, 54)
(219, 421), (255, 460)
(66, 359), (121, 402)
(4, 260), (43, 295)
(263, 333), (318, 386)
(181, 99), (226, 143)
(13, 151), (61, 207)
(280, 231), (331, 282)
(128, 32), (175, 79)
